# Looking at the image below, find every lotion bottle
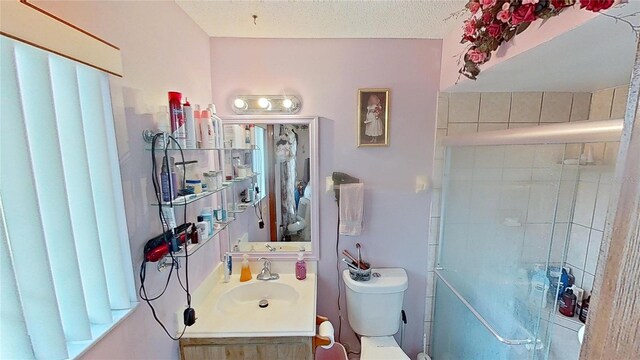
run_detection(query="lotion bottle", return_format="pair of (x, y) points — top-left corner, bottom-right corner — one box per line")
(295, 251), (306, 280)
(240, 254), (252, 282)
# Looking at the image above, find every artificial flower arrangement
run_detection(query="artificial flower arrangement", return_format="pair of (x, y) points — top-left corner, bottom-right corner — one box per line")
(460, 0), (617, 80)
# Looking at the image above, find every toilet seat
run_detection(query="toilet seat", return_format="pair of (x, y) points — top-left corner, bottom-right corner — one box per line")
(360, 336), (410, 360)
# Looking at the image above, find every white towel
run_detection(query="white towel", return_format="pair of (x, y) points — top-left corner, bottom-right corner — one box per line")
(339, 183), (364, 236)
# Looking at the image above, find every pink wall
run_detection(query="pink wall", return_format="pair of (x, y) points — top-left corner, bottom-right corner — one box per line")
(31, 2), (216, 359)
(210, 38), (441, 357)
(440, 6), (598, 91)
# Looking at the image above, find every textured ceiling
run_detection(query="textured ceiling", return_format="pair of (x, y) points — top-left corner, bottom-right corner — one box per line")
(175, 0), (467, 39)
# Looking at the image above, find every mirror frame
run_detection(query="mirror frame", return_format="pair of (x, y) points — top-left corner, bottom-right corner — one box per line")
(220, 115), (319, 260)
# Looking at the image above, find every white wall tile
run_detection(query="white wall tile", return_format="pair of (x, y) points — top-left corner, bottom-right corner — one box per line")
(589, 88), (614, 120)
(522, 224), (553, 263)
(432, 159), (443, 189)
(534, 144), (565, 168)
(570, 92), (592, 121)
(550, 223), (569, 263)
(509, 92), (542, 123)
(585, 230), (603, 274)
(573, 181), (598, 227)
(540, 92), (573, 123)
(527, 183), (559, 223)
(479, 93), (511, 123)
(429, 218), (440, 245)
(603, 142), (620, 166)
(567, 224), (590, 269)
(431, 189), (441, 218)
(582, 273), (595, 295)
(425, 271), (436, 297)
(435, 129), (447, 160)
(592, 183), (611, 231)
(503, 168), (532, 182)
(508, 122), (539, 129)
(504, 145), (535, 168)
(424, 297), (434, 321)
(448, 123), (478, 135)
(427, 244), (437, 271)
(449, 92), (480, 123)
(610, 85), (629, 119)
(478, 122), (508, 132)
(548, 324), (581, 360)
(437, 93), (449, 129)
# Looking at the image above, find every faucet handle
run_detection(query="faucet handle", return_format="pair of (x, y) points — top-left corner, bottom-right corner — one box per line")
(257, 257), (270, 269)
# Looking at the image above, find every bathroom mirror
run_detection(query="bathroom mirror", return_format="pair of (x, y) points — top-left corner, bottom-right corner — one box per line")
(221, 116), (319, 259)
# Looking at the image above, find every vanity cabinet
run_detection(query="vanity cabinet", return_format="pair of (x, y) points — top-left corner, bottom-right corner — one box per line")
(179, 337), (312, 360)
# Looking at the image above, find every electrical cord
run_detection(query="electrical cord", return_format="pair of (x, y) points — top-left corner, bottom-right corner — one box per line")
(140, 132), (192, 341)
(336, 208), (342, 343)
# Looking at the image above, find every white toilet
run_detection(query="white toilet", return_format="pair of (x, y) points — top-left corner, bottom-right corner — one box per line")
(343, 268), (412, 360)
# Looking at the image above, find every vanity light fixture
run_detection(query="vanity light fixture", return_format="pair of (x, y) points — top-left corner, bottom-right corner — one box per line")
(258, 97), (271, 109)
(231, 95), (301, 114)
(233, 98), (247, 110)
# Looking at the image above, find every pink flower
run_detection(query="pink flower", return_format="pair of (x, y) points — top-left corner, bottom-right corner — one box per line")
(467, 49), (487, 63)
(463, 18), (477, 36)
(511, 3), (537, 25)
(481, 0), (498, 9)
(497, 9), (511, 22)
(487, 22), (503, 37)
(469, 1), (481, 13)
(502, 2), (510, 10)
(522, 0), (540, 4)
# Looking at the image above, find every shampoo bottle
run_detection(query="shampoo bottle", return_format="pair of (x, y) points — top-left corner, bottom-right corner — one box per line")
(240, 254), (252, 282)
(559, 288), (577, 317)
(199, 110), (212, 149)
(295, 252), (306, 280)
(183, 98), (196, 149)
(529, 266), (550, 309)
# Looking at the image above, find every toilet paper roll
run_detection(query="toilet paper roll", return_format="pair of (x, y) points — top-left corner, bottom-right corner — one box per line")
(318, 321), (335, 349)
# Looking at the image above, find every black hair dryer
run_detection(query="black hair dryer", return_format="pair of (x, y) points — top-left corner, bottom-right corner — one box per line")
(332, 171), (360, 204)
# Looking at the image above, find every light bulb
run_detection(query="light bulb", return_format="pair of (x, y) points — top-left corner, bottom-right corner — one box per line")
(258, 98), (270, 109)
(233, 98), (246, 109)
(282, 98), (293, 109)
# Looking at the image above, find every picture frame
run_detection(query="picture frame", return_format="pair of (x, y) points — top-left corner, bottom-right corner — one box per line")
(357, 88), (390, 147)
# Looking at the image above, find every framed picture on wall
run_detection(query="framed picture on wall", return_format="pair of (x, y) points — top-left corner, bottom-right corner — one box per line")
(357, 88), (390, 147)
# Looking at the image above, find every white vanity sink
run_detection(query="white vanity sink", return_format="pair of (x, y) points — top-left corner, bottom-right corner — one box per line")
(217, 281), (299, 315)
(181, 261), (317, 338)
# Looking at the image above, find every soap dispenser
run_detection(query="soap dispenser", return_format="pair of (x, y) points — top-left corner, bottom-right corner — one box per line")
(240, 254), (252, 282)
(295, 251), (306, 280)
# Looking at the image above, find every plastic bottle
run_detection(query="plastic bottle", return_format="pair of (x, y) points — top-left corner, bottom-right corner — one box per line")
(245, 125), (251, 147)
(249, 124), (256, 146)
(529, 266), (550, 309)
(161, 156), (172, 202)
(199, 109), (212, 149)
(559, 288), (577, 317)
(223, 252), (232, 283)
(168, 92), (186, 148)
(295, 252), (306, 280)
(183, 98), (196, 149)
(579, 296), (590, 323)
(209, 104), (223, 149)
(240, 254), (252, 282)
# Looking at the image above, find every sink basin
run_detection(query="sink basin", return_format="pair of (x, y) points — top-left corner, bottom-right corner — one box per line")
(217, 282), (299, 315)
(180, 263), (316, 338)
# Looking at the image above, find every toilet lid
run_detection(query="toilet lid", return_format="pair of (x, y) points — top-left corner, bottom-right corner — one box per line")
(360, 336), (410, 360)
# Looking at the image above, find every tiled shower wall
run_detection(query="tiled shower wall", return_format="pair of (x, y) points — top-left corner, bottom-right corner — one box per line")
(425, 85), (628, 355)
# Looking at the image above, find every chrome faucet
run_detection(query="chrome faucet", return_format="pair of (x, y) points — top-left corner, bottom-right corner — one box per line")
(265, 243), (276, 252)
(256, 257), (279, 281)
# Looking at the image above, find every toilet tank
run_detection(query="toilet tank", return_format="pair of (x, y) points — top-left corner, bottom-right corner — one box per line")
(342, 268), (408, 337)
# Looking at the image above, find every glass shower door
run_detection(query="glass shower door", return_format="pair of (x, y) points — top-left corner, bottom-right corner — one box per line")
(431, 143), (579, 360)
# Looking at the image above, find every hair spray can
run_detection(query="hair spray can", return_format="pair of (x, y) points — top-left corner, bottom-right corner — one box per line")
(168, 91), (186, 148)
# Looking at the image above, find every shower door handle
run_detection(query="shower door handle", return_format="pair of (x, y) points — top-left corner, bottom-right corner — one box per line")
(434, 269), (536, 346)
